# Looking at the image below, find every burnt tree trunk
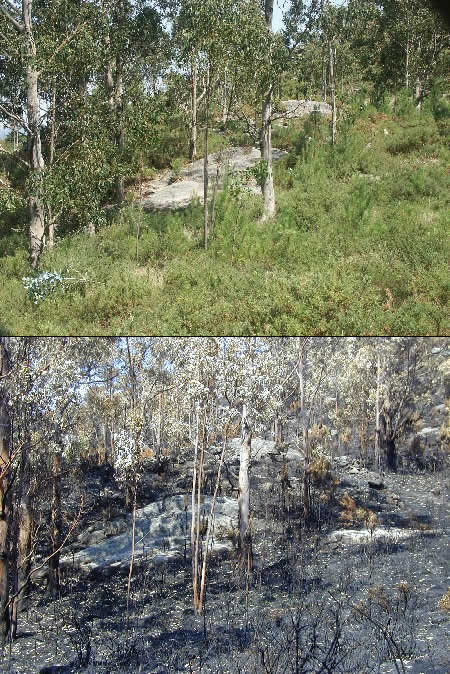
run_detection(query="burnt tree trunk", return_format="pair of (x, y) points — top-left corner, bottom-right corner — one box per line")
(11, 438), (33, 640)
(238, 406), (253, 571)
(385, 437), (397, 473)
(47, 451), (62, 598)
(0, 339), (12, 647)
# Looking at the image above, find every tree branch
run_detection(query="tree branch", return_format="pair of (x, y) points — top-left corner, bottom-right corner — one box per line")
(0, 3), (24, 32)
(3, 0), (21, 16)
(38, 21), (87, 76)
(0, 145), (30, 168)
(0, 104), (30, 133)
(7, 497), (84, 610)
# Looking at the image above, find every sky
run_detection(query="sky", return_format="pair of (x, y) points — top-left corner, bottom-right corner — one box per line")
(274, 0), (288, 32)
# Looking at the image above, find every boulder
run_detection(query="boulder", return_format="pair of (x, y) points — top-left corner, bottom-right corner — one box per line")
(278, 100), (332, 119)
(60, 495), (238, 576)
(368, 480), (385, 490)
(327, 526), (437, 546)
(140, 147), (287, 212)
(418, 427), (440, 437)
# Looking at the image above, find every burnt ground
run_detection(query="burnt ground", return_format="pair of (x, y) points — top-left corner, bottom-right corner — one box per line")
(0, 465), (449, 674)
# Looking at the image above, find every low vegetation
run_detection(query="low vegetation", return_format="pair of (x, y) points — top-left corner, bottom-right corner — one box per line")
(0, 96), (448, 335)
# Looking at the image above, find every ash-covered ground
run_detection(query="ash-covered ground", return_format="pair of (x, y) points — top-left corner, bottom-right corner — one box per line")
(1, 454), (449, 674)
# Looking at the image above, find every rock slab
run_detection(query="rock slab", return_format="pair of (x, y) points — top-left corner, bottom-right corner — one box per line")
(59, 495), (238, 575)
(140, 146), (287, 211)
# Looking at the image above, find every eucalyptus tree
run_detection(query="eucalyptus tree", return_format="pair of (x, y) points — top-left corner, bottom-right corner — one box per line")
(0, 0), (47, 267)
(173, 0), (247, 247)
(375, 0), (449, 106)
(0, 0), (107, 262)
(260, 0), (276, 220)
(286, 337), (337, 521)
(0, 338), (12, 647)
(0, 337), (119, 642)
(215, 338), (284, 569)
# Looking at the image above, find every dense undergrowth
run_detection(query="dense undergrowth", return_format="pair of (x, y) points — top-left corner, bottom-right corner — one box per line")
(0, 94), (448, 335)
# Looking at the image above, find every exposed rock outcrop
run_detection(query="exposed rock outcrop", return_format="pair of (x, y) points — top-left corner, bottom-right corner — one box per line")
(58, 495), (238, 576)
(139, 147), (287, 211)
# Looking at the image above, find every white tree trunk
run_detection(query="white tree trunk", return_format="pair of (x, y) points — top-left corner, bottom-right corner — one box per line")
(203, 71), (210, 249)
(238, 404), (253, 569)
(329, 41), (336, 145)
(24, 0), (45, 268)
(375, 350), (382, 469)
(260, 1), (275, 221)
(261, 93), (275, 220)
(222, 67), (227, 125)
(190, 57), (198, 161)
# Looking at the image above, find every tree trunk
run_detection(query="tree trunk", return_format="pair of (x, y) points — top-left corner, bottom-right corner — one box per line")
(203, 68), (210, 250)
(47, 451), (62, 598)
(105, 3), (125, 207)
(191, 406), (200, 612)
(198, 434), (227, 613)
(48, 87), (57, 249)
(260, 0), (275, 222)
(190, 57), (198, 161)
(381, 408), (397, 473)
(11, 440), (32, 641)
(260, 91), (275, 221)
(24, 0), (45, 269)
(0, 338), (11, 647)
(321, 0), (328, 102)
(115, 55), (125, 206)
(322, 50), (327, 101)
(375, 350), (382, 469)
(329, 41), (336, 145)
(296, 338), (311, 521)
(405, 36), (410, 90)
(238, 405), (253, 571)
(105, 33), (115, 113)
(222, 68), (228, 125)
(385, 437), (397, 472)
(415, 77), (423, 109)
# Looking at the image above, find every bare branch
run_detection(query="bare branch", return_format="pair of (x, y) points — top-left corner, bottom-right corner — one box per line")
(0, 104), (30, 133)
(0, 3), (24, 32)
(3, 0), (21, 16)
(7, 497), (84, 610)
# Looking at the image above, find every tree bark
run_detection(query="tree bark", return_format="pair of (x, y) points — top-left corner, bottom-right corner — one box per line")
(321, 0), (328, 102)
(24, 0), (45, 268)
(260, 0), (275, 221)
(48, 87), (57, 249)
(375, 350), (382, 469)
(115, 53), (125, 206)
(0, 338), (12, 647)
(11, 439), (32, 640)
(381, 406), (397, 472)
(191, 405), (200, 612)
(105, 1), (125, 207)
(47, 451), (62, 598)
(238, 405), (252, 571)
(329, 41), (336, 145)
(190, 57), (198, 161)
(222, 67), (228, 125)
(203, 73), (210, 250)
(385, 437), (397, 472)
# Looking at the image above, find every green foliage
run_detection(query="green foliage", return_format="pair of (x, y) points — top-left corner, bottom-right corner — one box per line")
(0, 95), (448, 335)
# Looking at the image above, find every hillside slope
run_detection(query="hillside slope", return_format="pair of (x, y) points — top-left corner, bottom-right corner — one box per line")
(0, 103), (448, 335)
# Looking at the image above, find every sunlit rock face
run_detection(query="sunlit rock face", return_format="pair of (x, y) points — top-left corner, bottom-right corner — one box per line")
(59, 495), (238, 576)
(139, 147), (287, 211)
